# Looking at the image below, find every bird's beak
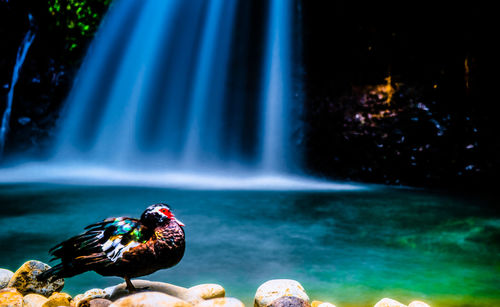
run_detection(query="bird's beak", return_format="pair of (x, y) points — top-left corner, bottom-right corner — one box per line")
(175, 217), (185, 227)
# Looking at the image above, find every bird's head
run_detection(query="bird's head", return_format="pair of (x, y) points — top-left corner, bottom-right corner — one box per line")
(141, 203), (185, 227)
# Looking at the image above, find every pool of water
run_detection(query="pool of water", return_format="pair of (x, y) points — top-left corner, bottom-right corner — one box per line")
(0, 183), (498, 306)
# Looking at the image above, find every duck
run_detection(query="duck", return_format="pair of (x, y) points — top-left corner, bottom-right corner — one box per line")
(38, 203), (185, 292)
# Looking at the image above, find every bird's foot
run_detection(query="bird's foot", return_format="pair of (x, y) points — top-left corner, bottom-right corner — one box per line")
(124, 277), (150, 293)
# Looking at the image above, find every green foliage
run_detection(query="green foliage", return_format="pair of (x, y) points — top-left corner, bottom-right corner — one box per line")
(48, 0), (112, 52)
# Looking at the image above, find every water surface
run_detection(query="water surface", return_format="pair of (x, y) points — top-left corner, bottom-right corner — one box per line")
(0, 184), (498, 307)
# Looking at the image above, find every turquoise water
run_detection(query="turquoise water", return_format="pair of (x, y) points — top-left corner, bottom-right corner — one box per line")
(0, 184), (498, 306)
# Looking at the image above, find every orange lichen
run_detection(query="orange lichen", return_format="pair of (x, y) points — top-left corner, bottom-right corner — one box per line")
(366, 75), (396, 105)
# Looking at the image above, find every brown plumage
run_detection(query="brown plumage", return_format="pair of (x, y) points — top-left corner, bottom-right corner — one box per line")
(38, 203), (185, 292)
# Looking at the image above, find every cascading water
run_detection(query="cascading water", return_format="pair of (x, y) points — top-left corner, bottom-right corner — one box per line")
(52, 0), (296, 174)
(0, 14), (36, 157)
(260, 0), (293, 172)
(1, 0), (363, 190)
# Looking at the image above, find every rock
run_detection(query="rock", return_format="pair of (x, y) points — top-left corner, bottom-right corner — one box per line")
(0, 269), (14, 289)
(0, 288), (19, 294)
(195, 298), (244, 307)
(89, 298), (113, 307)
(374, 298), (407, 307)
(408, 301), (430, 307)
(317, 303), (336, 307)
(107, 280), (189, 302)
(106, 280), (223, 305)
(187, 284), (225, 300)
(74, 288), (109, 307)
(73, 294), (85, 305)
(254, 280), (309, 307)
(310, 301), (322, 307)
(7, 260), (64, 296)
(42, 292), (72, 307)
(268, 296), (310, 307)
(104, 281), (227, 306)
(109, 292), (192, 307)
(0, 287), (23, 307)
(103, 286), (116, 297)
(23, 293), (49, 307)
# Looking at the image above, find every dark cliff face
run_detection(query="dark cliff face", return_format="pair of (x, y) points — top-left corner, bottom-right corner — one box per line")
(0, 0), (110, 160)
(299, 1), (496, 190)
(0, 0), (496, 190)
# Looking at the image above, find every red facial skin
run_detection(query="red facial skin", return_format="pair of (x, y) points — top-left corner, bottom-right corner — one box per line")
(159, 208), (184, 227)
(160, 208), (174, 219)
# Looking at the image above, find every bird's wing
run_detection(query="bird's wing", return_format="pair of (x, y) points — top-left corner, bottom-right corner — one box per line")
(94, 217), (151, 262)
(50, 217), (151, 266)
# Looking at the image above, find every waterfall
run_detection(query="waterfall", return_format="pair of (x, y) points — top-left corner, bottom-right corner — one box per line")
(260, 0), (293, 172)
(0, 1), (367, 190)
(51, 0), (299, 175)
(0, 14), (36, 157)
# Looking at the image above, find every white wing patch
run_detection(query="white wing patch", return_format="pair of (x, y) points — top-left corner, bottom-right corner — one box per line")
(96, 231), (104, 240)
(102, 237), (140, 262)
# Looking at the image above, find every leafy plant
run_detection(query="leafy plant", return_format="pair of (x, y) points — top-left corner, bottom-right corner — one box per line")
(48, 0), (112, 51)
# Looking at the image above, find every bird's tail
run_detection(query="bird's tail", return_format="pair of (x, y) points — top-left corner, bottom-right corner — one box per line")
(36, 263), (64, 281)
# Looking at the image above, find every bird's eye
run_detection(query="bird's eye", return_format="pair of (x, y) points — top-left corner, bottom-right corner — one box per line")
(159, 208), (172, 217)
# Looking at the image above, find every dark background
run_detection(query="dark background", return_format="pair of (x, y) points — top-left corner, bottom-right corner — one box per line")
(300, 1), (496, 191)
(0, 0), (496, 191)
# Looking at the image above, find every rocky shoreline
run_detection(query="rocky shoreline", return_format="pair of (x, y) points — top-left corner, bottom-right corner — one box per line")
(1, 261), (431, 307)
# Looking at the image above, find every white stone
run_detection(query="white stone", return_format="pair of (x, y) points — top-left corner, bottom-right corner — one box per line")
(74, 294), (85, 303)
(187, 284), (225, 301)
(107, 280), (189, 302)
(23, 293), (49, 307)
(374, 298), (407, 307)
(74, 288), (109, 307)
(103, 286), (116, 296)
(318, 303), (336, 307)
(106, 280), (224, 305)
(0, 269), (13, 289)
(254, 279), (309, 307)
(109, 291), (192, 307)
(195, 297), (244, 307)
(408, 301), (430, 307)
